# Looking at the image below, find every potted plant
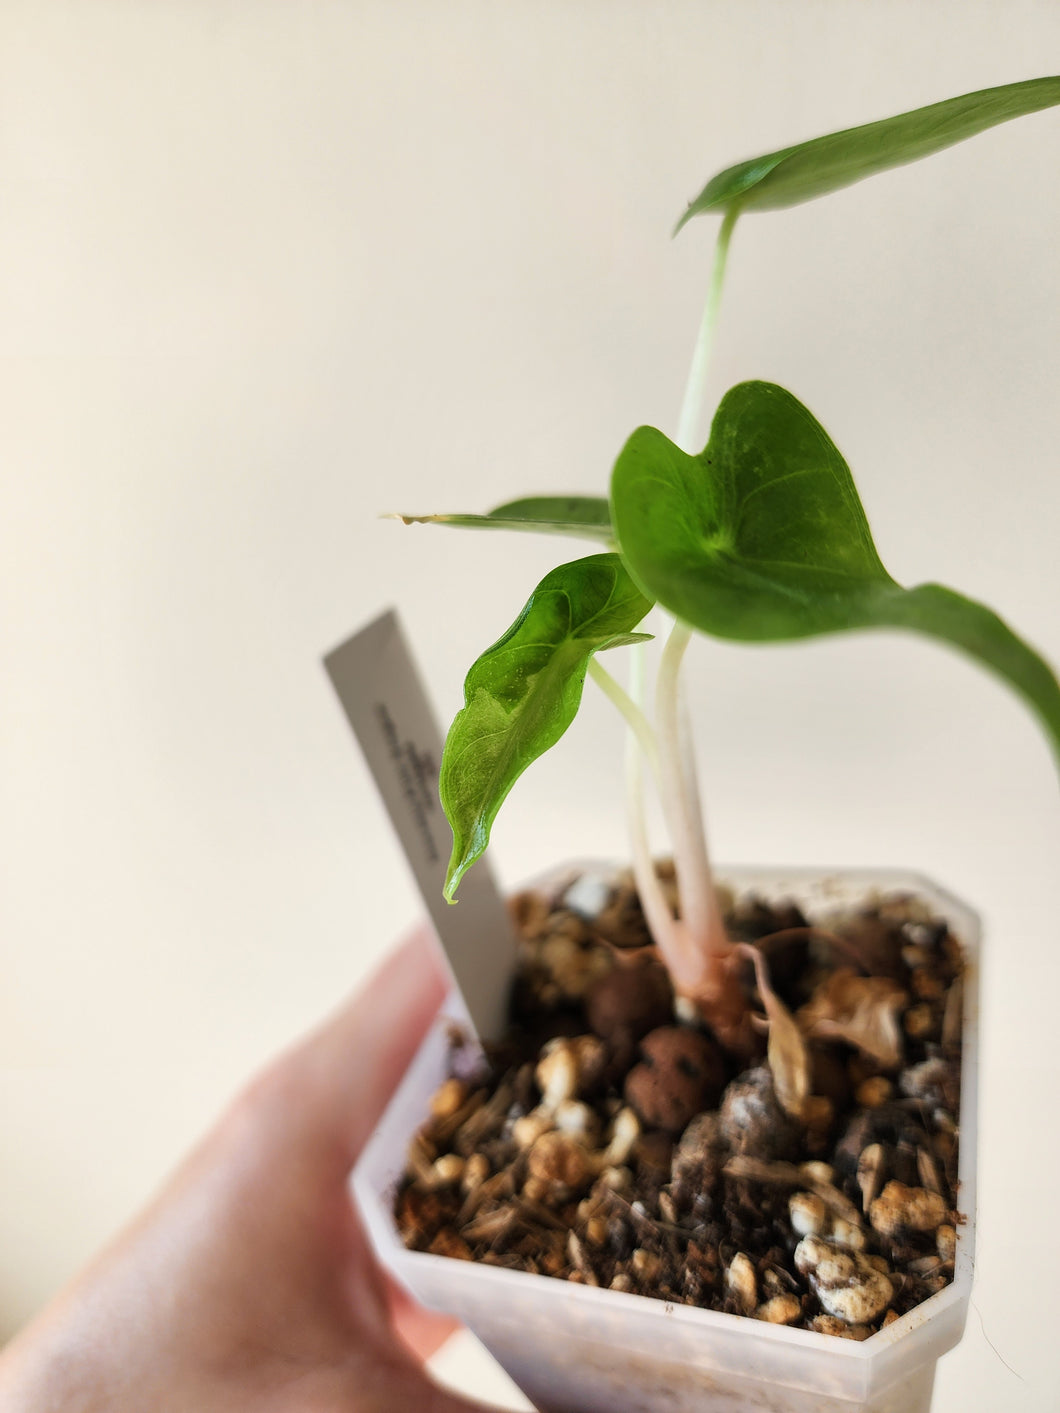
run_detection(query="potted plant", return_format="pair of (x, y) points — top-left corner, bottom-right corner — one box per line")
(353, 77), (1060, 1413)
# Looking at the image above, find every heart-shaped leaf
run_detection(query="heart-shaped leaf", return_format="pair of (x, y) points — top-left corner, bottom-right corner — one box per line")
(611, 381), (1060, 763)
(676, 75), (1060, 228)
(441, 553), (653, 899)
(393, 495), (613, 543)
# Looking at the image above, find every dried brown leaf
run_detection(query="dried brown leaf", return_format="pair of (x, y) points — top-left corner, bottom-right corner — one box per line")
(737, 944), (810, 1118)
(797, 968), (908, 1069)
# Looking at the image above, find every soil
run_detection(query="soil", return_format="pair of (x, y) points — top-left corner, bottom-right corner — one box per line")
(394, 863), (965, 1340)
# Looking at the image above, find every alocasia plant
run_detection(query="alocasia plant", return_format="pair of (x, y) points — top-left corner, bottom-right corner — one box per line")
(398, 77), (1060, 1052)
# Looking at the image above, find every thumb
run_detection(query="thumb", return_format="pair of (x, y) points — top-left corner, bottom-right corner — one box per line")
(266, 923), (450, 1167)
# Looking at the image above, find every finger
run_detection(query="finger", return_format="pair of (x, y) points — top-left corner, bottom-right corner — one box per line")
(386, 1274), (462, 1361)
(277, 922), (450, 1162)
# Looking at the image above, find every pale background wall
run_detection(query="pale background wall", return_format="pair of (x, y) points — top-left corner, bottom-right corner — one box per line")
(2, 3), (1058, 1409)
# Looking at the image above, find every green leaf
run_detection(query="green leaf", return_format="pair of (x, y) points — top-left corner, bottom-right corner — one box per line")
(441, 553), (653, 899)
(391, 495), (613, 543)
(612, 384), (890, 640)
(676, 75), (1060, 228)
(491, 496), (613, 529)
(611, 381), (1060, 764)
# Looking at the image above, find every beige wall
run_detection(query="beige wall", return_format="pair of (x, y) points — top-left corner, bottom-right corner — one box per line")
(2, 4), (1058, 1408)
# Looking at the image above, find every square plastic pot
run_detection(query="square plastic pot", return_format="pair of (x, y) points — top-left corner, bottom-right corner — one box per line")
(354, 867), (978, 1413)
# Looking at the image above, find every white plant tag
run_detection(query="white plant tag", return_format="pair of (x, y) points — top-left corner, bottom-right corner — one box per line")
(324, 609), (515, 1041)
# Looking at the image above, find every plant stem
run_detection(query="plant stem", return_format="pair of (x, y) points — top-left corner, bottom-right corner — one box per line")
(655, 618), (730, 968)
(675, 204), (739, 454)
(597, 207), (748, 1038)
(587, 657), (660, 781)
(621, 643), (694, 974)
(646, 206), (744, 1019)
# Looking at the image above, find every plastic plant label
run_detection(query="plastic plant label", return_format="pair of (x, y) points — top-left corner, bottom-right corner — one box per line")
(324, 609), (515, 1041)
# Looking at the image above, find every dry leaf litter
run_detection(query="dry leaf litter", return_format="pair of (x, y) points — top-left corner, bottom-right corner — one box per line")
(395, 864), (965, 1339)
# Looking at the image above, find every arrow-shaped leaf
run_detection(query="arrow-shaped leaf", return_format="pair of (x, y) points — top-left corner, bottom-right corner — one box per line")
(611, 381), (1060, 764)
(677, 75), (1060, 228)
(441, 553), (652, 899)
(393, 495), (613, 543)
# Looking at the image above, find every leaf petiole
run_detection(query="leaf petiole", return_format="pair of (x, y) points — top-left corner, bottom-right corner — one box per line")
(586, 655), (660, 781)
(675, 204), (739, 454)
(655, 618), (729, 967)
(621, 645), (689, 973)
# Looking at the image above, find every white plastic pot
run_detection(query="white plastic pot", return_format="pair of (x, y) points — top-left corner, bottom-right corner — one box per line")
(354, 867), (978, 1413)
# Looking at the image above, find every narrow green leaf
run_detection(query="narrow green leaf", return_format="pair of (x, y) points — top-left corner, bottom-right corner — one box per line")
(441, 553), (653, 899)
(676, 75), (1060, 228)
(611, 381), (1060, 764)
(491, 496), (613, 528)
(391, 495), (613, 543)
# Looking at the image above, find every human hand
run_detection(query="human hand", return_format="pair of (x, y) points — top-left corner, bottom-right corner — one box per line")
(0, 928), (512, 1412)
